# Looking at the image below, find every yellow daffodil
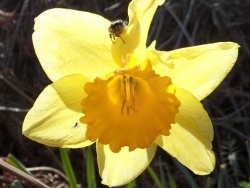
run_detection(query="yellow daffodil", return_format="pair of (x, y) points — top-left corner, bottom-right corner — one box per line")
(22, 0), (239, 186)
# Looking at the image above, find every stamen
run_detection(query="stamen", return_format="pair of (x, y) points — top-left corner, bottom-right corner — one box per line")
(120, 75), (136, 115)
(130, 76), (136, 111)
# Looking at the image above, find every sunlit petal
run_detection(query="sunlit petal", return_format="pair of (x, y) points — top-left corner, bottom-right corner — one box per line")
(111, 0), (165, 67)
(23, 74), (93, 147)
(33, 8), (117, 82)
(152, 42), (239, 100)
(155, 88), (215, 174)
(97, 142), (157, 187)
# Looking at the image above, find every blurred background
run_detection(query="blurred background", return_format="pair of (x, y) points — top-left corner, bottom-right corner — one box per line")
(0, 0), (250, 187)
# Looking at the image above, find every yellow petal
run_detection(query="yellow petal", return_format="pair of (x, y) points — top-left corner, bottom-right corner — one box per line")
(23, 74), (93, 148)
(147, 40), (174, 69)
(155, 88), (215, 175)
(111, 0), (165, 67)
(97, 142), (157, 187)
(152, 42), (239, 100)
(33, 8), (117, 82)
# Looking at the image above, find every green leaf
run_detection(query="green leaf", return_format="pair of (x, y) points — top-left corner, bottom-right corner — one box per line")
(126, 179), (136, 188)
(10, 180), (24, 188)
(172, 158), (197, 188)
(167, 170), (178, 188)
(218, 164), (226, 188)
(59, 148), (77, 188)
(245, 141), (250, 171)
(86, 147), (97, 188)
(206, 177), (211, 188)
(147, 165), (163, 188)
(6, 154), (32, 175)
(238, 181), (250, 188)
(158, 158), (167, 188)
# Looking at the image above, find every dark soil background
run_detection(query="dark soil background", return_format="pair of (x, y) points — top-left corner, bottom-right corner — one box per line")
(0, 0), (250, 187)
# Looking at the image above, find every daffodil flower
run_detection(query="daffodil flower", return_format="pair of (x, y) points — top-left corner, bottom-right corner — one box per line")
(22, 0), (239, 186)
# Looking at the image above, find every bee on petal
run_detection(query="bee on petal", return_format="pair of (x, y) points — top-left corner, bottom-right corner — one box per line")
(108, 19), (128, 43)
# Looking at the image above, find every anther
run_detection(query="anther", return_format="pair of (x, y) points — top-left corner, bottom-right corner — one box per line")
(120, 75), (136, 115)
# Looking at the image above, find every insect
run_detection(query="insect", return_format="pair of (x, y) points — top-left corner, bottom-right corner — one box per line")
(108, 19), (128, 43)
(72, 122), (79, 129)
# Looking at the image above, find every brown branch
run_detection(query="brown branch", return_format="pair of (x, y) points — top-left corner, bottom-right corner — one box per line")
(0, 74), (34, 104)
(0, 159), (50, 188)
